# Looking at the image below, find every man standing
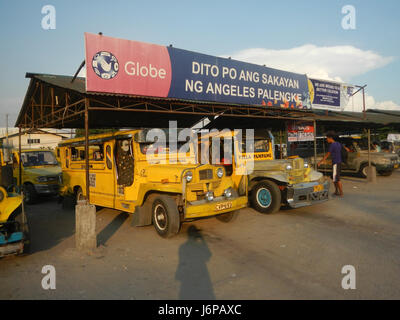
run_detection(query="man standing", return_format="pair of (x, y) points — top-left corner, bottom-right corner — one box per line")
(318, 132), (343, 196)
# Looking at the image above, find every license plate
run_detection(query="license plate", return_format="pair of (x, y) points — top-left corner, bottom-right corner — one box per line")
(313, 184), (324, 192)
(215, 202), (233, 211)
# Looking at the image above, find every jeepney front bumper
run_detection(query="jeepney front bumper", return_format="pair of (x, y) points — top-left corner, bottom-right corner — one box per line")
(286, 179), (330, 209)
(376, 163), (395, 172)
(34, 183), (59, 195)
(185, 195), (248, 219)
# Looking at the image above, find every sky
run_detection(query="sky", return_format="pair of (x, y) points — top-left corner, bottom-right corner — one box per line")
(0, 0), (399, 126)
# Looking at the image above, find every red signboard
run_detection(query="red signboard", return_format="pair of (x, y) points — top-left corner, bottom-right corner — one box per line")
(287, 121), (314, 142)
(85, 33), (172, 97)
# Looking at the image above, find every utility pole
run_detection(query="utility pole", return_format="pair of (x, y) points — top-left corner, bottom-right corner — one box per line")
(6, 114), (9, 146)
(350, 85), (367, 118)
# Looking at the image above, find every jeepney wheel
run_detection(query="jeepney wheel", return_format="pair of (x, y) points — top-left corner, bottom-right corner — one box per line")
(250, 180), (281, 214)
(152, 195), (180, 238)
(359, 163), (375, 178)
(75, 187), (86, 203)
(13, 208), (31, 255)
(216, 210), (239, 223)
(23, 184), (37, 205)
(378, 170), (393, 176)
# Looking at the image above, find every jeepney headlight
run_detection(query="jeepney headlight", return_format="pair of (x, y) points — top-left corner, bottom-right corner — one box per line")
(37, 176), (48, 182)
(58, 173), (63, 184)
(216, 167), (224, 178)
(304, 162), (309, 168)
(224, 187), (233, 198)
(185, 171), (193, 182)
(286, 164), (293, 171)
(205, 191), (214, 201)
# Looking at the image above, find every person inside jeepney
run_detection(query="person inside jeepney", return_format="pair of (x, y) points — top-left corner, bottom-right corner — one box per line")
(343, 142), (354, 153)
(116, 139), (134, 187)
(219, 143), (233, 176)
(372, 141), (381, 152)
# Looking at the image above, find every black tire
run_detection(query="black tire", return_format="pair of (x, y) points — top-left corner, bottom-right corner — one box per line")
(152, 195), (180, 238)
(216, 210), (239, 223)
(23, 184), (37, 205)
(75, 187), (86, 204)
(378, 170), (393, 176)
(359, 163), (375, 178)
(250, 180), (281, 214)
(14, 208), (31, 255)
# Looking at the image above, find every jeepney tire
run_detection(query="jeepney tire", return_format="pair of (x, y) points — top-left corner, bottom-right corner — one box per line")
(75, 187), (86, 204)
(359, 163), (375, 178)
(378, 170), (393, 176)
(152, 195), (181, 238)
(23, 183), (37, 205)
(216, 210), (239, 223)
(250, 180), (281, 214)
(14, 209), (31, 255)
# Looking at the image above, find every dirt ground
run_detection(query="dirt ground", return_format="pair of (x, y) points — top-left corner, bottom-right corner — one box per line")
(1, 171), (400, 300)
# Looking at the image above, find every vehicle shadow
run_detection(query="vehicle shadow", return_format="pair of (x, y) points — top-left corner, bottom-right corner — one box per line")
(175, 225), (216, 300)
(26, 197), (75, 254)
(97, 212), (129, 246)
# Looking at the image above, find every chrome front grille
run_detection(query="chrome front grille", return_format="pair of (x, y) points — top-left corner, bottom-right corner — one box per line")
(199, 169), (213, 180)
(47, 176), (59, 182)
(293, 158), (303, 170)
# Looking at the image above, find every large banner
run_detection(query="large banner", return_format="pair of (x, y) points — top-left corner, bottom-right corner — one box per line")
(85, 33), (311, 109)
(308, 78), (354, 110)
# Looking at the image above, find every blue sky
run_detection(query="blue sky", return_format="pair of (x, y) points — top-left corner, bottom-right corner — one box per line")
(0, 0), (399, 125)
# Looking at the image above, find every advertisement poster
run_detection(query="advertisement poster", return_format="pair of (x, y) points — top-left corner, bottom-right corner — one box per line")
(287, 121), (315, 142)
(308, 78), (354, 110)
(85, 33), (311, 109)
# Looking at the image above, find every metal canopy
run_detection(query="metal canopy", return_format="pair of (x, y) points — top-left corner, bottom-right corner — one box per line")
(14, 72), (400, 133)
(15, 73), (318, 129)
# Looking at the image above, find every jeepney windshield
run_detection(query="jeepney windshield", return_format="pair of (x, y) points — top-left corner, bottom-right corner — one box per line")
(240, 138), (270, 153)
(21, 151), (58, 167)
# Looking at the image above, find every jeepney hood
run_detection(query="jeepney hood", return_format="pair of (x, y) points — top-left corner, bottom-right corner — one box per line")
(22, 165), (61, 177)
(143, 164), (198, 184)
(359, 151), (399, 161)
(253, 157), (308, 172)
(251, 157), (322, 184)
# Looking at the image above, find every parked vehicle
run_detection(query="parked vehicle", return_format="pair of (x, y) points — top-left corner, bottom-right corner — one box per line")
(198, 129), (329, 214)
(12, 149), (62, 204)
(57, 130), (247, 238)
(0, 147), (30, 257)
(316, 137), (398, 178)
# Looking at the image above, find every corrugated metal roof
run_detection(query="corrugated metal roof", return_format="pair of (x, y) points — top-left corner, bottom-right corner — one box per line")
(15, 73), (400, 130)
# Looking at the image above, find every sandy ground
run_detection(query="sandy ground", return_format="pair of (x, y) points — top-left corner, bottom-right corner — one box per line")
(1, 171), (400, 300)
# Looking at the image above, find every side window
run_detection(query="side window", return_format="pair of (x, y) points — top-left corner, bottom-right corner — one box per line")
(106, 145), (112, 169)
(92, 145), (104, 161)
(115, 139), (134, 187)
(66, 149), (69, 168)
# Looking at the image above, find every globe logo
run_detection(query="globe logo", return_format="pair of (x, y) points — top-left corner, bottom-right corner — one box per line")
(92, 51), (119, 80)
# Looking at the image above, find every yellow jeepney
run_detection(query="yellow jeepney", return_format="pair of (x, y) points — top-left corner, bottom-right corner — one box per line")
(198, 129), (329, 214)
(12, 149), (61, 204)
(57, 129), (247, 238)
(0, 147), (29, 256)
